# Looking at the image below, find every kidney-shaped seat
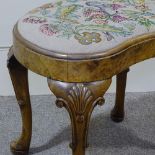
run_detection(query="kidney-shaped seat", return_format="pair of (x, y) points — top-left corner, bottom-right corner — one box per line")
(8, 0), (155, 155)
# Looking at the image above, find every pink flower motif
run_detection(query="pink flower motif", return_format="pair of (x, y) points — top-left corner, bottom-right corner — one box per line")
(40, 24), (58, 36)
(94, 20), (108, 24)
(83, 9), (105, 19)
(83, 8), (93, 17)
(111, 4), (124, 10)
(112, 15), (127, 23)
(91, 11), (104, 18)
(23, 16), (47, 24)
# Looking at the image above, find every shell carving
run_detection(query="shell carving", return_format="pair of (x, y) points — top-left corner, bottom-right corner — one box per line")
(68, 84), (93, 123)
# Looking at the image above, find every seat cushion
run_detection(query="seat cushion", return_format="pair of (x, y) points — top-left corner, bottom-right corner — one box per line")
(17, 0), (155, 57)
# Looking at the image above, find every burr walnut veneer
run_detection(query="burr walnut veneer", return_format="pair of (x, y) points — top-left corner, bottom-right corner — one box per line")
(7, 1), (155, 155)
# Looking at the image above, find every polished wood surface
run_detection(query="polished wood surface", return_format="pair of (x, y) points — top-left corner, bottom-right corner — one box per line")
(8, 49), (32, 154)
(13, 25), (155, 82)
(8, 21), (155, 155)
(111, 68), (129, 122)
(48, 79), (111, 155)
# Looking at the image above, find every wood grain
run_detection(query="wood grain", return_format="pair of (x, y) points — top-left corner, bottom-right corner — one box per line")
(8, 48), (32, 154)
(13, 26), (155, 82)
(48, 79), (112, 155)
(111, 68), (129, 122)
(9, 21), (155, 155)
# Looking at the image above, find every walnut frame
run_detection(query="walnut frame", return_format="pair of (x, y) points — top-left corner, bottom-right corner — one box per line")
(7, 22), (155, 155)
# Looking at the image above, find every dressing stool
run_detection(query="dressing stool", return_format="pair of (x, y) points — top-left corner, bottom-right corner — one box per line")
(8, 0), (155, 154)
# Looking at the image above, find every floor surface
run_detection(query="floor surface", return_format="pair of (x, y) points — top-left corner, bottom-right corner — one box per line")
(1, 93), (155, 155)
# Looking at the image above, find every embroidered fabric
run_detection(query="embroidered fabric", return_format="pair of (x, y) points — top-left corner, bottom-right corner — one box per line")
(17, 0), (155, 55)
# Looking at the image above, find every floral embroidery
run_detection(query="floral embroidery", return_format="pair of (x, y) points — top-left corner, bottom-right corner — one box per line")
(111, 4), (124, 10)
(112, 14), (127, 23)
(40, 24), (59, 36)
(23, 16), (47, 24)
(75, 32), (101, 45)
(22, 0), (155, 45)
(28, 3), (54, 14)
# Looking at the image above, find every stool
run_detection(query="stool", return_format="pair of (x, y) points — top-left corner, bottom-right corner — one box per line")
(7, 1), (155, 155)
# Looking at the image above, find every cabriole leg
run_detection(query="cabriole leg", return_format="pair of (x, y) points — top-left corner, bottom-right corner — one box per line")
(111, 68), (129, 122)
(7, 49), (32, 154)
(48, 79), (112, 155)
